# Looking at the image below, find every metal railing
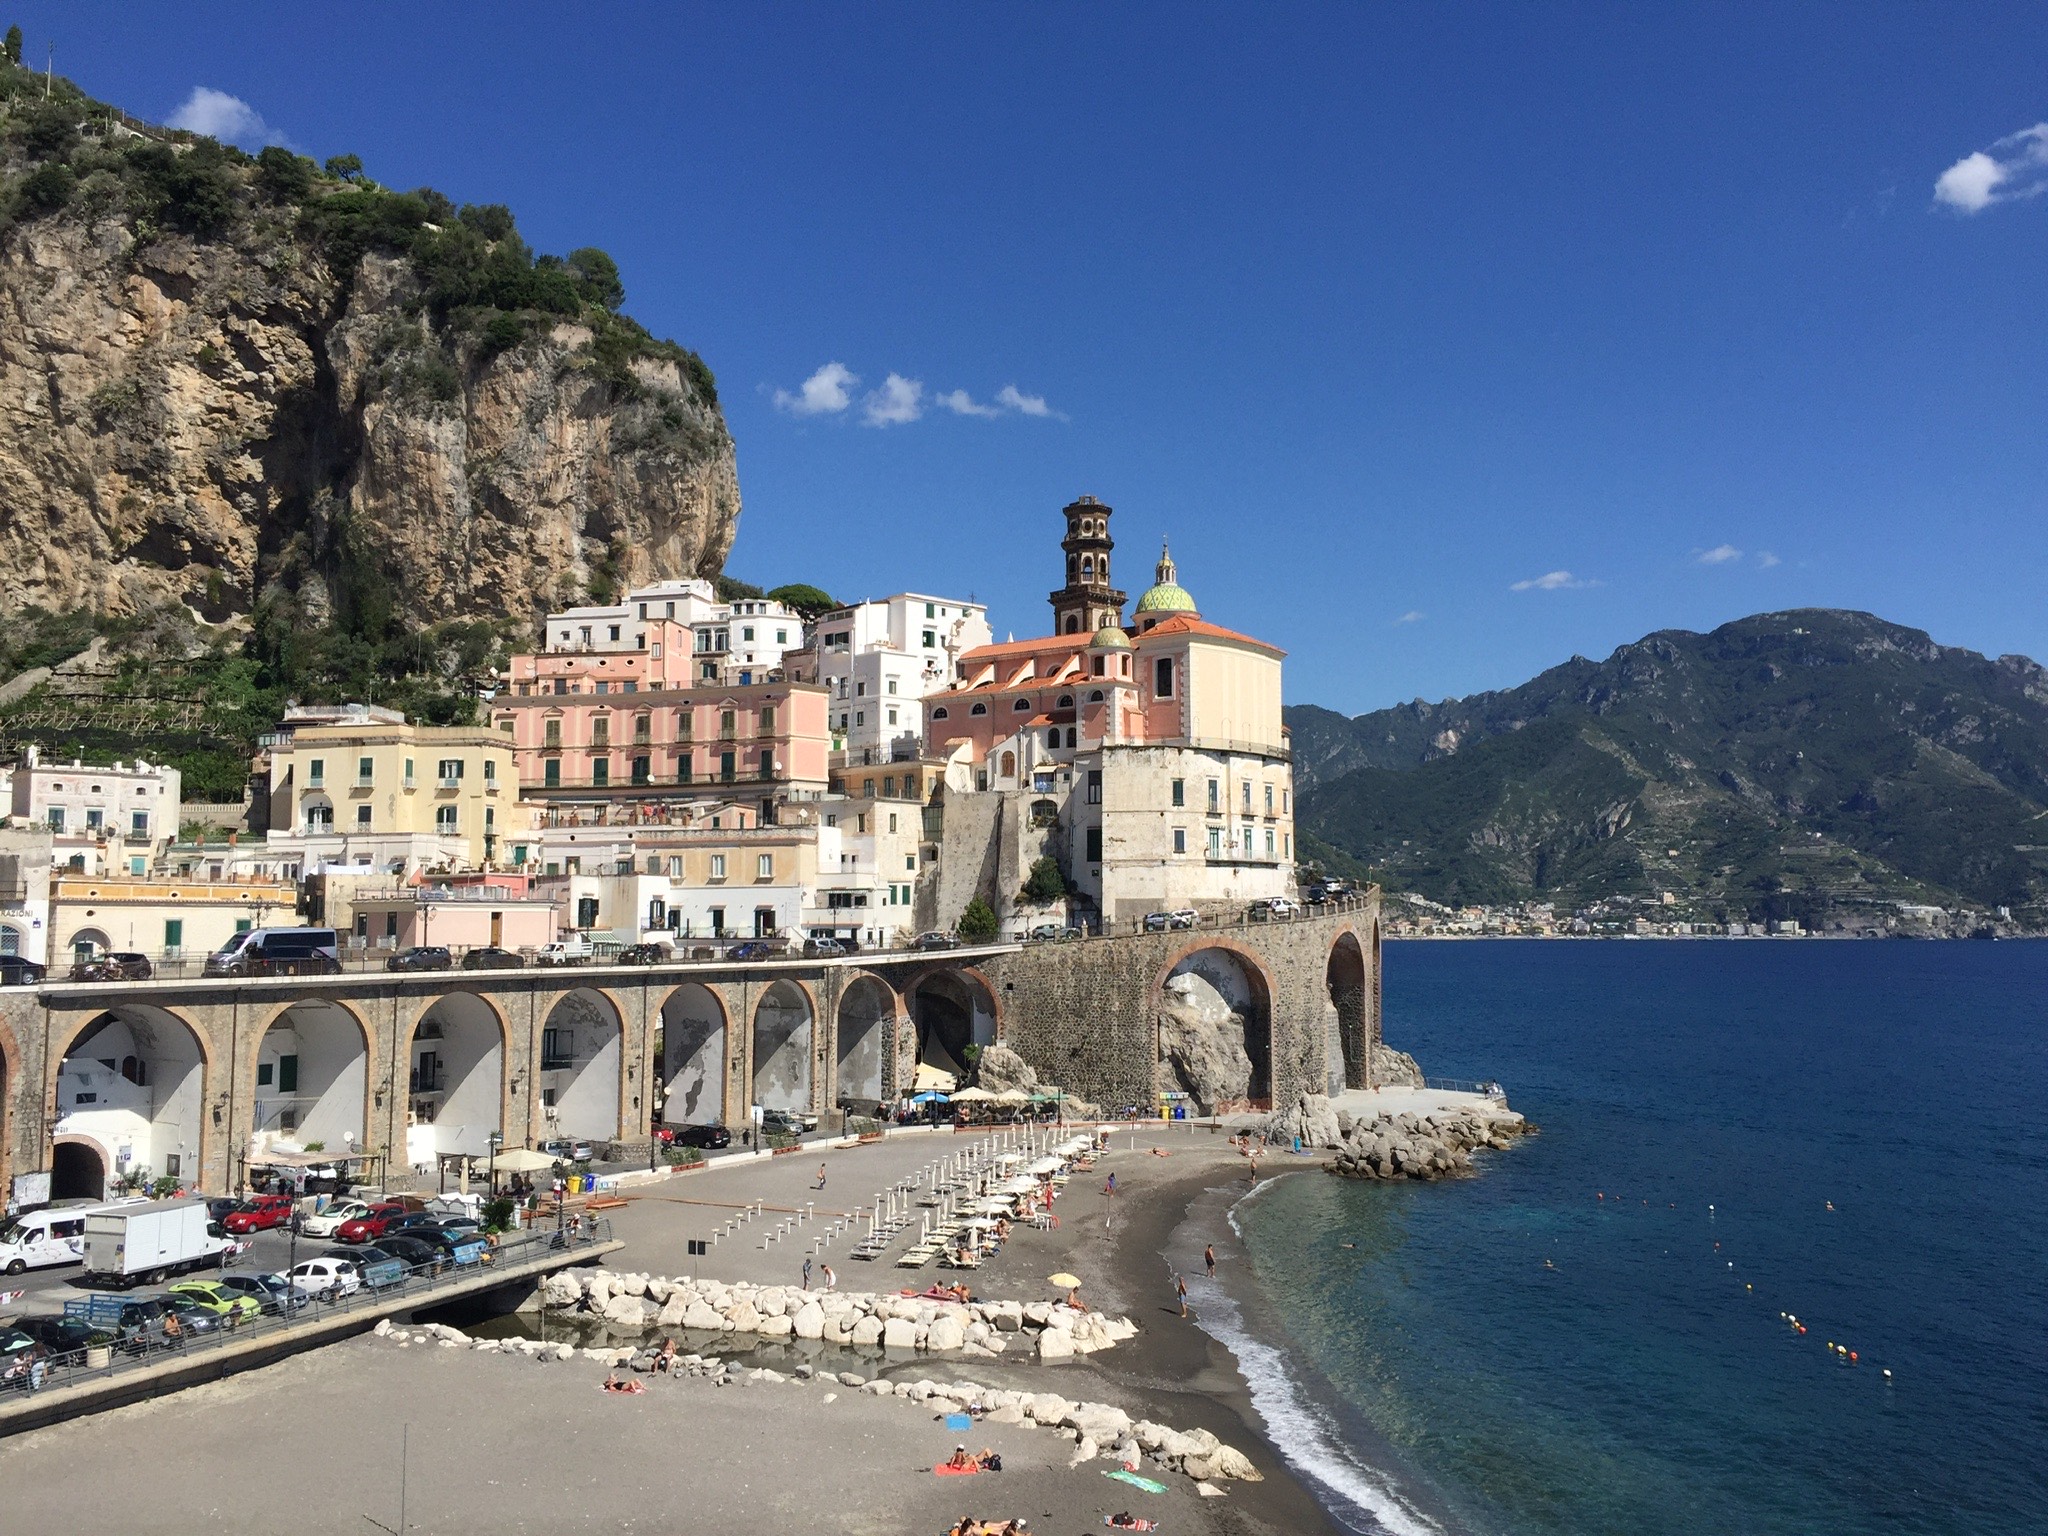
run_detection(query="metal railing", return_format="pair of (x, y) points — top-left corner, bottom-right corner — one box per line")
(1423, 1077), (1507, 1099)
(0, 1218), (614, 1400)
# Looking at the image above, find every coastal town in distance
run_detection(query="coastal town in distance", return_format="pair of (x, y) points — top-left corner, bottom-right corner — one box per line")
(0, 10), (2042, 1536)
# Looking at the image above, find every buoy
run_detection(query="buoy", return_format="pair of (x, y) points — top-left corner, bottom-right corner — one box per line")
(1882, 1369), (1892, 1379)
(1849, 1351), (1858, 1362)
(1708, 1204), (1715, 1212)
(1825, 1201), (1834, 1212)
(1797, 1325), (1806, 1334)
(1746, 1283), (1753, 1291)
(1727, 1261), (1734, 1268)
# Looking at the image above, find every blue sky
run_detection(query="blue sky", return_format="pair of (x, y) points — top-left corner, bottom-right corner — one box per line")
(15, 4), (2048, 712)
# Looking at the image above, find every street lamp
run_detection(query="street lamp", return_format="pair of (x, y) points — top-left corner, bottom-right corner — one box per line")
(487, 1131), (502, 1201)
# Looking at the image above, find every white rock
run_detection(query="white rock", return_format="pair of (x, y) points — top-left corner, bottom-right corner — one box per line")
(793, 1301), (827, 1340)
(883, 1317), (918, 1350)
(758, 1315), (794, 1338)
(1037, 1330), (1075, 1361)
(850, 1316), (883, 1346)
(926, 1315), (966, 1351)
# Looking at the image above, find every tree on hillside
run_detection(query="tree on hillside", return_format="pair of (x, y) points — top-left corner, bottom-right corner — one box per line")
(323, 152), (363, 181)
(766, 583), (838, 619)
(958, 898), (998, 944)
(4, 26), (22, 64)
(1019, 855), (1066, 904)
(715, 575), (765, 603)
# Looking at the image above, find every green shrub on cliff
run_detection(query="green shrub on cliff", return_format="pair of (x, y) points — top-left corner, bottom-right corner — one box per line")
(958, 899), (999, 944)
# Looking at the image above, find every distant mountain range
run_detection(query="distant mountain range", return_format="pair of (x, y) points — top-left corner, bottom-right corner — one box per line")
(1287, 611), (2048, 921)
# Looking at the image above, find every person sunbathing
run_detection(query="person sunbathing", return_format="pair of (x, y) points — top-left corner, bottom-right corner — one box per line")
(600, 1371), (646, 1394)
(947, 1445), (978, 1470)
(975, 1447), (1003, 1471)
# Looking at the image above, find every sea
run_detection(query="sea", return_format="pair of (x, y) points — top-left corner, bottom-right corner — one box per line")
(1208, 939), (2048, 1536)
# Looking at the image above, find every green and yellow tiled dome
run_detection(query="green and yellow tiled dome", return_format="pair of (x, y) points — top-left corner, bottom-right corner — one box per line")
(1133, 541), (1198, 615)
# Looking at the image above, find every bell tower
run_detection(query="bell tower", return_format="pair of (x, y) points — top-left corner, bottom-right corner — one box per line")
(1048, 495), (1128, 635)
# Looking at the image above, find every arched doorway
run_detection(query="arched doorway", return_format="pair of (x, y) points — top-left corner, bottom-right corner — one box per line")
(659, 983), (726, 1127)
(251, 1001), (370, 1155)
(50, 1138), (107, 1202)
(836, 975), (895, 1111)
(68, 927), (111, 962)
(1327, 932), (1370, 1091)
(751, 981), (813, 1114)
(1157, 947), (1272, 1112)
(407, 993), (507, 1162)
(909, 970), (996, 1079)
(540, 989), (624, 1143)
(54, 1006), (207, 1189)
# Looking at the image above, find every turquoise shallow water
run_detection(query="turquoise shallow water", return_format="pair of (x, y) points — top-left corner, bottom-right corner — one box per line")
(1222, 939), (2048, 1536)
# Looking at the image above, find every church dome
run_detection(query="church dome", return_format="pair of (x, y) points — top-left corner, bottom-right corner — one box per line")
(1090, 624), (1133, 650)
(1133, 540), (1198, 616)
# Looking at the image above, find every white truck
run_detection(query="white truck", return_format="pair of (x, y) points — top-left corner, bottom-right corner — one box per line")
(82, 1199), (235, 1287)
(534, 937), (592, 966)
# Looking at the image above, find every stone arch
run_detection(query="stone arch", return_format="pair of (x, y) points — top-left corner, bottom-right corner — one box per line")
(1152, 942), (1275, 1112)
(540, 987), (625, 1142)
(404, 991), (511, 1161)
(246, 998), (373, 1156)
(53, 1003), (212, 1190)
(836, 973), (897, 1110)
(67, 927), (112, 960)
(752, 979), (815, 1113)
(1327, 929), (1370, 1091)
(907, 967), (999, 1079)
(51, 1134), (111, 1202)
(658, 982), (728, 1127)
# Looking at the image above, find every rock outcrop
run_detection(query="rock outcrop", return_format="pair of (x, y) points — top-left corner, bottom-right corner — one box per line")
(1156, 971), (1253, 1112)
(0, 123), (737, 637)
(972, 1044), (1101, 1119)
(1319, 1101), (1531, 1182)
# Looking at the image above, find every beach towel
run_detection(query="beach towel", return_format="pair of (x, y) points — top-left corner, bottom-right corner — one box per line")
(944, 1412), (973, 1430)
(1104, 1469), (1169, 1493)
(1103, 1520), (1158, 1531)
(932, 1462), (982, 1477)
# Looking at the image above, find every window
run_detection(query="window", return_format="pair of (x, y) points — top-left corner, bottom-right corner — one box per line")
(759, 705), (776, 734)
(1266, 827), (1276, 855)
(887, 707), (898, 725)
(759, 748), (774, 777)
(307, 758), (325, 787)
(776, 629), (788, 644)
(1089, 690), (1104, 703)
(591, 717), (610, 748)
(306, 805), (333, 830)
(677, 753), (693, 784)
(677, 708), (694, 737)
(882, 775), (896, 796)
(1172, 828), (1186, 854)
(1265, 783), (1274, 813)
(1085, 827), (1102, 862)
(632, 755), (651, 785)
(970, 703), (987, 716)
(719, 751), (736, 782)
(886, 679), (898, 695)
(645, 855), (661, 876)
(542, 1029), (573, 1071)
(1046, 730), (1059, 750)
(634, 714), (651, 744)
(922, 629), (936, 647)
(925, 602), (935, 618)
(438, 759), (465, 785)
(1207, 778), (1220, 812)
(1086, 770), (1102, 805)
(668, 855), (685, 878)
(888, 812), (898, 833)
(719, 709), (736, 737)
(164, 918), (183, 950)
(278, 1055), (298, 1093)
(1282, 788), (1290, 814)
(404, 757), (416, 785)
(436, 805), (459, 833)
(85, 808), (104, 832)
(1013, 699), (1030, 712)
(1154, 658), (1174, 698)
(855, 711), (865, 726)
(710, 854), (727, 881)
(742, 625), (755, 642)
(757, 853), (773, 880)
(356, 805), (372, 828)
(1208, 827), (1223, 858)
(592, 759), (611, 787)
(1243, 781), (1252, 810)
(544, 759), (561, 788)
(1171, 778), (1185, 807)
(484, 760), (497, 785)
(131, 810), (149, 837)
(931, 707), (949, 720)
(357, 756), (374, 786)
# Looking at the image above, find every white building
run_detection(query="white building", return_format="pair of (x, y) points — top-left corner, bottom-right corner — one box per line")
(10, 747), (181, 875)
(0, 826), (54, 964)
(541, 578), (807, 687)
(809, 593), (991, 764)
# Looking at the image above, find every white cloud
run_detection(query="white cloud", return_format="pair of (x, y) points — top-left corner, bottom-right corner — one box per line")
(996, 384), (1066, 420)
(1392, 610), (1425, 626)
(1756, 551), (1781, 568)
(1934, 124), (2048, 213)
(935, 388), (999, 418)
(1694, 544), (1743, 565)
(1510, 570), (1594, 592)
(166, 86), (288, 149)
(862, 373), (924, 427)
(773, 362), (858, 417)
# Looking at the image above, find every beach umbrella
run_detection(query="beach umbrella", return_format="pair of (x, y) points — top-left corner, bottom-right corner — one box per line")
(1047, 1272), (1082, 1289)
(995, 1088), (1030, 1104)
(910, 1090), (950, 1104)
(951, 1086), (995, 1102)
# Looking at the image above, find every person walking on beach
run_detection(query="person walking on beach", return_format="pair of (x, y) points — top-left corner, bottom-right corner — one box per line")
(1205, 1243), (1216, 1279)
(1176, 1272), (1189, 1318)
(802, 1256), (813, 1290)
(817, 1162), (828, 1189)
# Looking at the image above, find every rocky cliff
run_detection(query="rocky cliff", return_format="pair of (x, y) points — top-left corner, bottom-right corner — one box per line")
(0, 70), (738, 646)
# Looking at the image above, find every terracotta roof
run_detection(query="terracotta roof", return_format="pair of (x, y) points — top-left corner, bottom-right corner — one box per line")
(959, 635), (1090, 662)
(1134, 614), (1284, 654)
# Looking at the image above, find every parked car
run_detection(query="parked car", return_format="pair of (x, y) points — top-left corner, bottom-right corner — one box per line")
(335, 1203), (413, 1244)
(1142, 912), (1173, 932)
(294, 1198), (376, 1239)
(461, 946), (526, 970)
(91, 1295), (175, 1352)
(913, 931), (959, 951)
(615, 943), (672, 965)
(165, 1280), (262, 1324)
(534, 939), (592, 966)
(373, 1234), (445, 1276)
(538, 1138), (596, 1164)
(286, 1256), (362, 1301)
(801, 936), (852, 956)
(1027, 923), (1080, 942)
(213, 1271), (313, 1315)
(730, 940), (785, 960)
(386, 945), (453, 972)
(220, 1194), (296, 1235)
(10, 1315), (115, 1358)
(161, 1295), (232, 1336)
(203, 926), (341, 978)
(69, 951), (155, 982)
(1248, 897), (1300, 921)
(758, 1108), (816, 1135)
(668, 1123), (731, 1150)
(320, 1244), (396, 1274)
(0, 956), (46, 986)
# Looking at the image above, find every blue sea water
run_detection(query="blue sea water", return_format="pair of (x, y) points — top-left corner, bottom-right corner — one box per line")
(1219, 939), (2048, 1536)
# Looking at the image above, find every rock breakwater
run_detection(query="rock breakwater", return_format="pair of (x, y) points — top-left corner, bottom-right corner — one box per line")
(1262, 1091), (1531, 1182)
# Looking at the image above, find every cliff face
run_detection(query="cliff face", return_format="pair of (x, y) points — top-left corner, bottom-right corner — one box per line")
(0, 155), (737, 637)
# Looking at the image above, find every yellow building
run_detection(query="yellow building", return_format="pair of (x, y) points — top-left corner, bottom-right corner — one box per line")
(52, 875), (299, 968)
(261, 704), (532, 877)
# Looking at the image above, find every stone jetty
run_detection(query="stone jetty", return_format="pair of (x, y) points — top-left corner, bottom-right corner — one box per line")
(1263, 1091), (1531, 1181)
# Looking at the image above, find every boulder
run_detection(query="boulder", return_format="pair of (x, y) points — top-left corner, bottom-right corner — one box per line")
(1068, 1436), (1099, 1467)
(1067, 1404), (1133, 1443)
(621, 1273), (649, 1298)
(682, 1301), (724, 1331)
(728, 1300), (762, 1333)
(1024, 1393), (1074, 1425)
(540, 1273), (582, 1309)
(757, 1316), (794, 1339)
(656, 1294), (692, 1328)
(793, 1301), (827, 1340)
(1209, 1445), (1262, 1481)
(926, 1314), (966, 1352)
(882, 1317), (919, 1350)
(602, 1294), (650, 1328)
(1036, 1330), (1075, 1361)
(850, 1316), (884, 1346)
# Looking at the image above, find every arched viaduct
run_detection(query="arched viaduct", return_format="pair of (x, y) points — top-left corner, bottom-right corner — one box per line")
(0, 896), (1379, 1198)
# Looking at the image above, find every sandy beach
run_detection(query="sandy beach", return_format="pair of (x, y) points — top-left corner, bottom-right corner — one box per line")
(0, 1126), (1345, 1535)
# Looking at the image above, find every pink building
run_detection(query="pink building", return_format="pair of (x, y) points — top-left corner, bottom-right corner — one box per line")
(350, 876), (561, 953)
(494, 644), (831, 821)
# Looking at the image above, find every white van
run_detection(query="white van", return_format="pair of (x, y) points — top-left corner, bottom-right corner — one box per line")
(0, 1206), (93, 1274)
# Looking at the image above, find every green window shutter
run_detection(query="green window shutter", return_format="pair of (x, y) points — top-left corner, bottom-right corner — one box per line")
(278, 1055), (299, 1093)
(164, 919), (183, 949)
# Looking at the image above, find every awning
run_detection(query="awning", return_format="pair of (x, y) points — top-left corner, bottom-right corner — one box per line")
(487, 1148), (563, 1173)
(950, 1087), (994, 1102)
(912, 1063), (957, 1093)
(246, 1149), (378, 1168)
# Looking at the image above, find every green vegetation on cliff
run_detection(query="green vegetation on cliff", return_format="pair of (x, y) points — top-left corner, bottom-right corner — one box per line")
(1291, 611), (2048, 920)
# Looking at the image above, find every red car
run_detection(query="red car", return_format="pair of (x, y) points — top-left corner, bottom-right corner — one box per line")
(221, 1194), (297, 1235)
(335, 1203), (412, 1245)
